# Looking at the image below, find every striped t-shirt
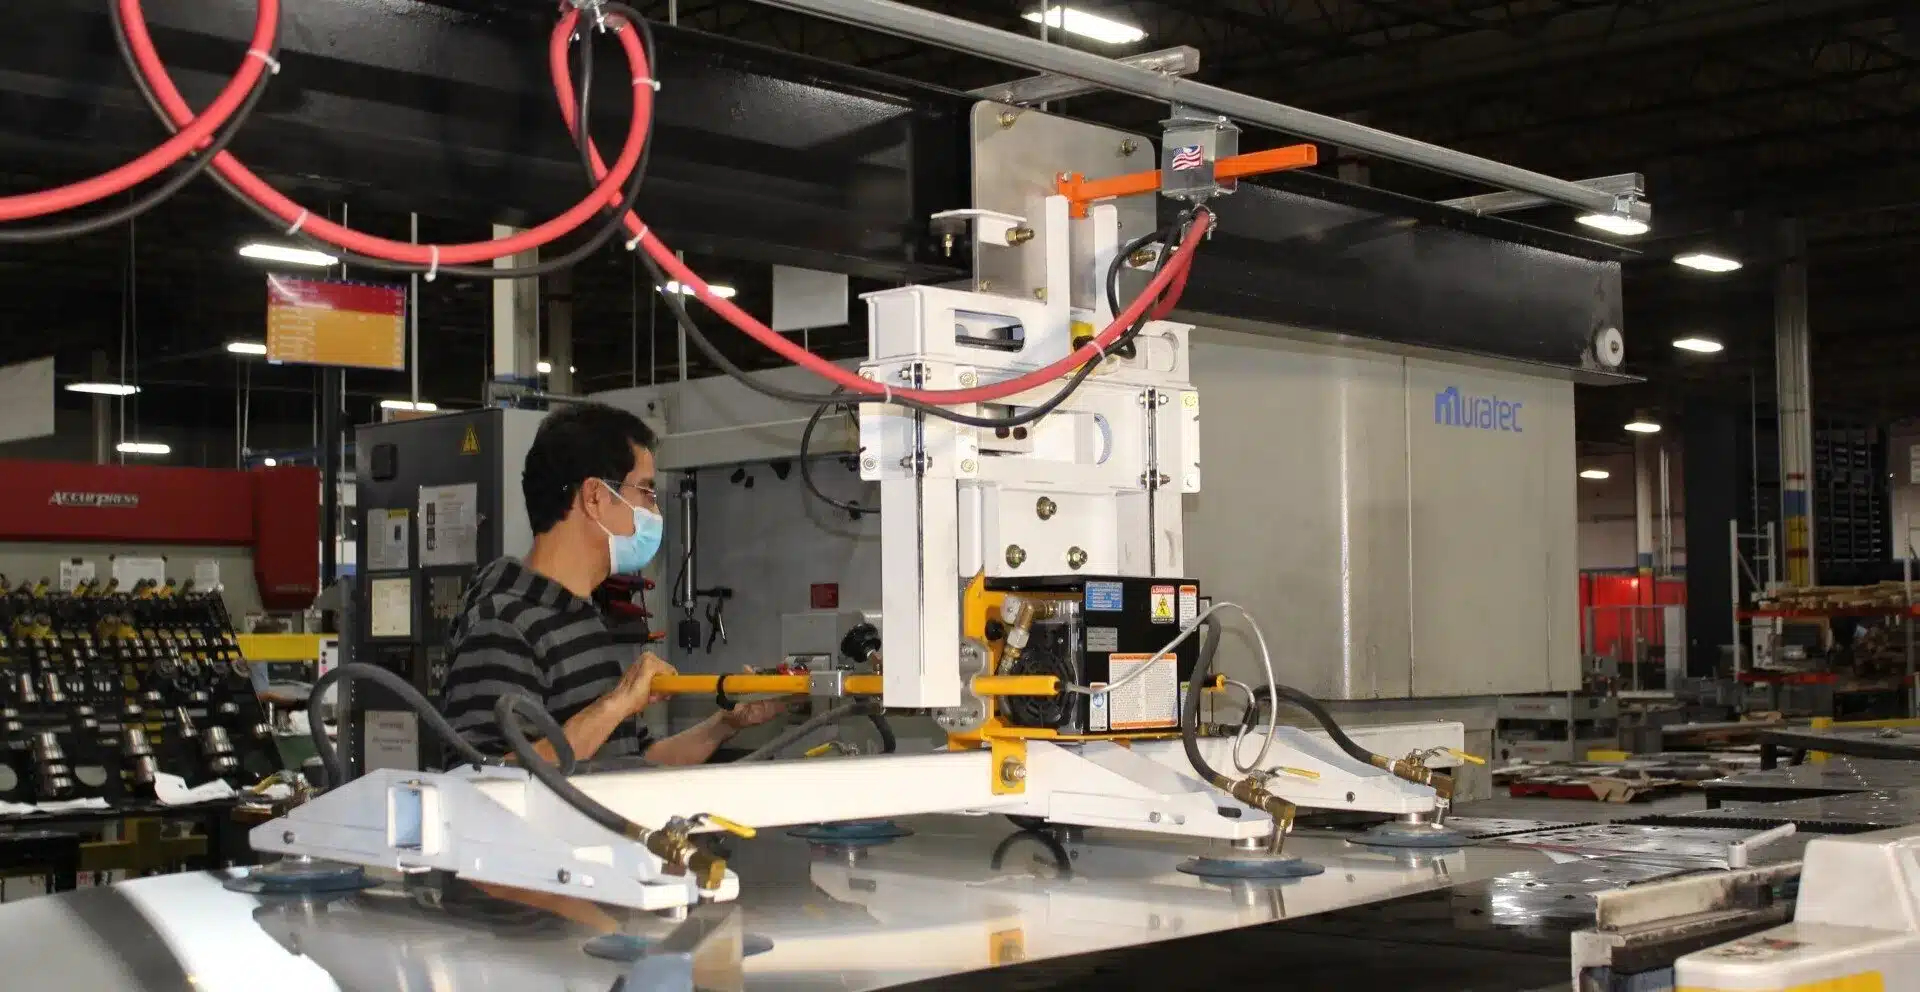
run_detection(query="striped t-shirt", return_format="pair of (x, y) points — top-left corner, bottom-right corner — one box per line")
(439, 557), (652, 763)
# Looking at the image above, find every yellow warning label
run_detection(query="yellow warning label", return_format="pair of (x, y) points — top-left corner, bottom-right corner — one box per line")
(1149, 584), (1176, 624)
(460, 425), (480, 455)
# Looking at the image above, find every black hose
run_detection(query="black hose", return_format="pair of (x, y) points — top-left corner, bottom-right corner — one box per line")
(800, 392), (873, 518)
(308, 663), (493, 787)
(1180, 614), (1233, 789)
(109, 0), (656, 281)
(494, 693), (647, 840)
(1242, 684), (1382, 768)
(867, 709), (897, 754)
(490, 690), (579, 775)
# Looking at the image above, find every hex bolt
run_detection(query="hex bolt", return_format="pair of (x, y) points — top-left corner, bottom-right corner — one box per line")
(960, 458), (978, 473)
(282, 831), (295, 844)
(1036, 496), (1058, 520)
(1119, 139), (1138, 156)
(979, 279), (996, 292)
(1066, 547), (1088, 570)
(1148, 812), (1162, 823)
(958, 370), (979, 388)
(1001, 758), (1027, 783)
(1346, 792), (1356, 802)
(861, 456), (878, 471)
(1012, 426), (1029, 440)
(1032, 287), (1048, 301)
(1158, 393), (1170, 406)
(1006, 545), (1028, 568)
(998, 111), (1018, 129)
(557, 869), (572, 884)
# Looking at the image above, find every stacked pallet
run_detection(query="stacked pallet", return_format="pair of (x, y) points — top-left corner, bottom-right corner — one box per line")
(1757, 582), (1913, 612)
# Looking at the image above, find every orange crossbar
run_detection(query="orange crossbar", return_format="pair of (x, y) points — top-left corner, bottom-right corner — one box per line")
(648, 673), (1060, 697)
(1054, 143), (1319, 217)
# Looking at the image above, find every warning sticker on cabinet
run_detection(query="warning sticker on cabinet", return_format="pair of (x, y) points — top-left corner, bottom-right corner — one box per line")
(1107, 653), (1177, 730)
(1149, 585), (1176, 624)
(1178, 584), (1198, 626)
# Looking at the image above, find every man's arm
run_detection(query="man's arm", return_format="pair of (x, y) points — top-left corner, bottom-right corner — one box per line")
(643, 698), (786, 766)
(443, 618), (643, 765)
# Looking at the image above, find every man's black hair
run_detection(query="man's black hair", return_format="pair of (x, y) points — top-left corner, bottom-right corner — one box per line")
(522, 403), (658, 534)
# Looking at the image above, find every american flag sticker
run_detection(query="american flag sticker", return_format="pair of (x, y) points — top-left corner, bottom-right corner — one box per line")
(1169, 144), (1205, 171)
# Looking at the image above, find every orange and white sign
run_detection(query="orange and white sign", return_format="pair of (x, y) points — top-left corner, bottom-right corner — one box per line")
(267, 276), (407, 371)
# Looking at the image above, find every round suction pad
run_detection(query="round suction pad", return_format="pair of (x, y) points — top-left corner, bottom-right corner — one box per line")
(582, 932), (774, 962)
(223, 859), (376, 896)
(1356, 821), (1468, 849)
(1176, 854), (1325, 879)
(787, 820), (913, 843)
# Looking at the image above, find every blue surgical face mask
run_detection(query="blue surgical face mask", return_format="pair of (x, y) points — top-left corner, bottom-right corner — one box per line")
(595, 480), (663, 575)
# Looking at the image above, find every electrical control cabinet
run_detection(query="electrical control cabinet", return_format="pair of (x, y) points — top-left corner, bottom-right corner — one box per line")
(989, 575), (1201, 736)
(349, 408), (543, 773)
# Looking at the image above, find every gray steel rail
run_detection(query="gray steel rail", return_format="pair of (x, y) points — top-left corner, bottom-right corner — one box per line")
(749, 0), (1643, 220)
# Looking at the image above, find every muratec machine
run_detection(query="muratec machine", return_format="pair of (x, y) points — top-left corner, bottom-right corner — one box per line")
(252, 104), (1474, 917)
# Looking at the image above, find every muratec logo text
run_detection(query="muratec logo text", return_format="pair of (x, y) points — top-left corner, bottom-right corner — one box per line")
(1434, 387), (1522, 433)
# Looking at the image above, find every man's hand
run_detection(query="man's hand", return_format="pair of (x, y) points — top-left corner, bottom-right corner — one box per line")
(612, 652), (675, 716)
(722, 698), (785, 731)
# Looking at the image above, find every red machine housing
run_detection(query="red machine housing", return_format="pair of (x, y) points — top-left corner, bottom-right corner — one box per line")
(0, 461), (319, 609)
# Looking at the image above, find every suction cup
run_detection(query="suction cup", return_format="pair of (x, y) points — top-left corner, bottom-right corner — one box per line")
(223, 858), (376, 896)
(582, 931), (774, 962)
(787, 820), (913, 844)
(1356, 820), (1467, 849)
(1176, 853), (1325, 879)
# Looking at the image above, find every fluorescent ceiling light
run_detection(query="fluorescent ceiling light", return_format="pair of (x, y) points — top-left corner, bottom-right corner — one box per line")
(1576, 213), (1651, 237)
(1674, 252), (1741, 273)
(1578, 469), (1611, 480)
(66, 382), (139, 396)
(537, 360), (552, 374)
(1672, 336), (1725, 354)
(662, 281), (736, 300)
(380, 399), (438, 412)
(1624, 420), (1662, 434)
(227, 341), (268, 356)
(239, 243), (338, 267)
(116, 441), (170, 456)
(1022, 5), (1147, 44)
(263, 458), (278, 467)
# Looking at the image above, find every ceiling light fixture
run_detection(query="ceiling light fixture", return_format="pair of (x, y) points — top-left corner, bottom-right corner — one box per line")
(1672, 336), (1725, 354)
(1579, 469), (1611, 480)
(227, 341), (268, 356)
(380, 399), (439, 412)
(65, 382), (140, 396)
(263, 457), (278, 467)
(1575, 213), (1651, 237)
(116, 441), (170, 456)
(239, 243), (339, 268)
(537, 360), (553, 374)
(662, 281), (736, 300)
(1022, 5), (1147, 44)
(1624, 419), (1662, 434)
(1674, 252), (1741, 273)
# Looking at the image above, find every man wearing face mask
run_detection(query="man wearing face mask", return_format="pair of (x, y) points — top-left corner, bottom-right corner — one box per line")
(439, 403), (783, 767)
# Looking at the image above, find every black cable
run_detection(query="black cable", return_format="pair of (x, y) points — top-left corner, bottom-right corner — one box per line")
(867, 708), (897, 754)
(0, 14), (279, 243)
(308, 663), (493, 787)
(109, 1), (656, 281)
(738, 699), (870, 761)
(799, 390), (873, 518)
(491, 690), (578, 775)
(494, 693), (647, 839)
(1240, 684), (1382, 768)
(1180, 614), (1233, 788)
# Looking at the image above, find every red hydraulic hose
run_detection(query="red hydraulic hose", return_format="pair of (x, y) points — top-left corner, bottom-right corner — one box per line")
(116, 5), (648, 267)
(0, 0), (280, 222)
(548, 32), (1209, 407)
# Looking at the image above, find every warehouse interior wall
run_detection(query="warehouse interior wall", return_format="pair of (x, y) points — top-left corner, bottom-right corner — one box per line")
(1576, 448), (1687, 572)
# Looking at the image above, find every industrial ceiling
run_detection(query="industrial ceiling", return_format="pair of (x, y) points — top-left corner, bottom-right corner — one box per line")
(0, 0), (1911, 464)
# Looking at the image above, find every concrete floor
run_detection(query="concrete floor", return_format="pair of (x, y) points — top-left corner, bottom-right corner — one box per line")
(1455, 792), (1709, 823)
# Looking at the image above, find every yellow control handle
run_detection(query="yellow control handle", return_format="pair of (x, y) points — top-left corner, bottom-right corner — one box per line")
(1446, 748), (1487, 766)
(803, 743), (837, 759)
(694, 813), (758, 839)
(1271, 766), (1321, 781)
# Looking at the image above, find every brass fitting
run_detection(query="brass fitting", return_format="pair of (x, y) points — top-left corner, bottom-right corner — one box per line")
(1371, 753), (1457, 801)
(643, 824), (730, 892)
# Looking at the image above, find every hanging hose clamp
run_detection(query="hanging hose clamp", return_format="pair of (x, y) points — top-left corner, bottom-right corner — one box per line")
(568, 0), (611, 32)
(634, 76), (662, 92)
(425, 246), (441, 282)
(245, 49), (282, 75)
(624, 223), (649, 252)
(713, 674), (737, 712)
(285, 209), (309, 236)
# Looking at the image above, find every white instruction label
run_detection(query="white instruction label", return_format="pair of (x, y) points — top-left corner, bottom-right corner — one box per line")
(57, 559), (94, 592)
(1088, 684), (1110, 732)
(419, 483), (479, 567)
(1107, 653), (1177, 730)
(1149, 585), (1176, 624)
(1178, 584), (1198, 626)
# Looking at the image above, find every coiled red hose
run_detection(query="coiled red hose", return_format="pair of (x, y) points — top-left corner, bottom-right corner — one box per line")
(115, 3), (649, 267)
(0, 0), (280, 222)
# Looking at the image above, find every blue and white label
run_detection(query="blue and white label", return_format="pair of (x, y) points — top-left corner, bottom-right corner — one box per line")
(1085, 581), (1124, 612)
(1088, 685), (1110, 732)
(1434, 386), (1522, 433)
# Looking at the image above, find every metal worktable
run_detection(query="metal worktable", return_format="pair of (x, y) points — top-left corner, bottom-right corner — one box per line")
(0, 814), (1605, 991)
(1758, 727), (1920, 769)
(1700, 758), (1920, 807)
